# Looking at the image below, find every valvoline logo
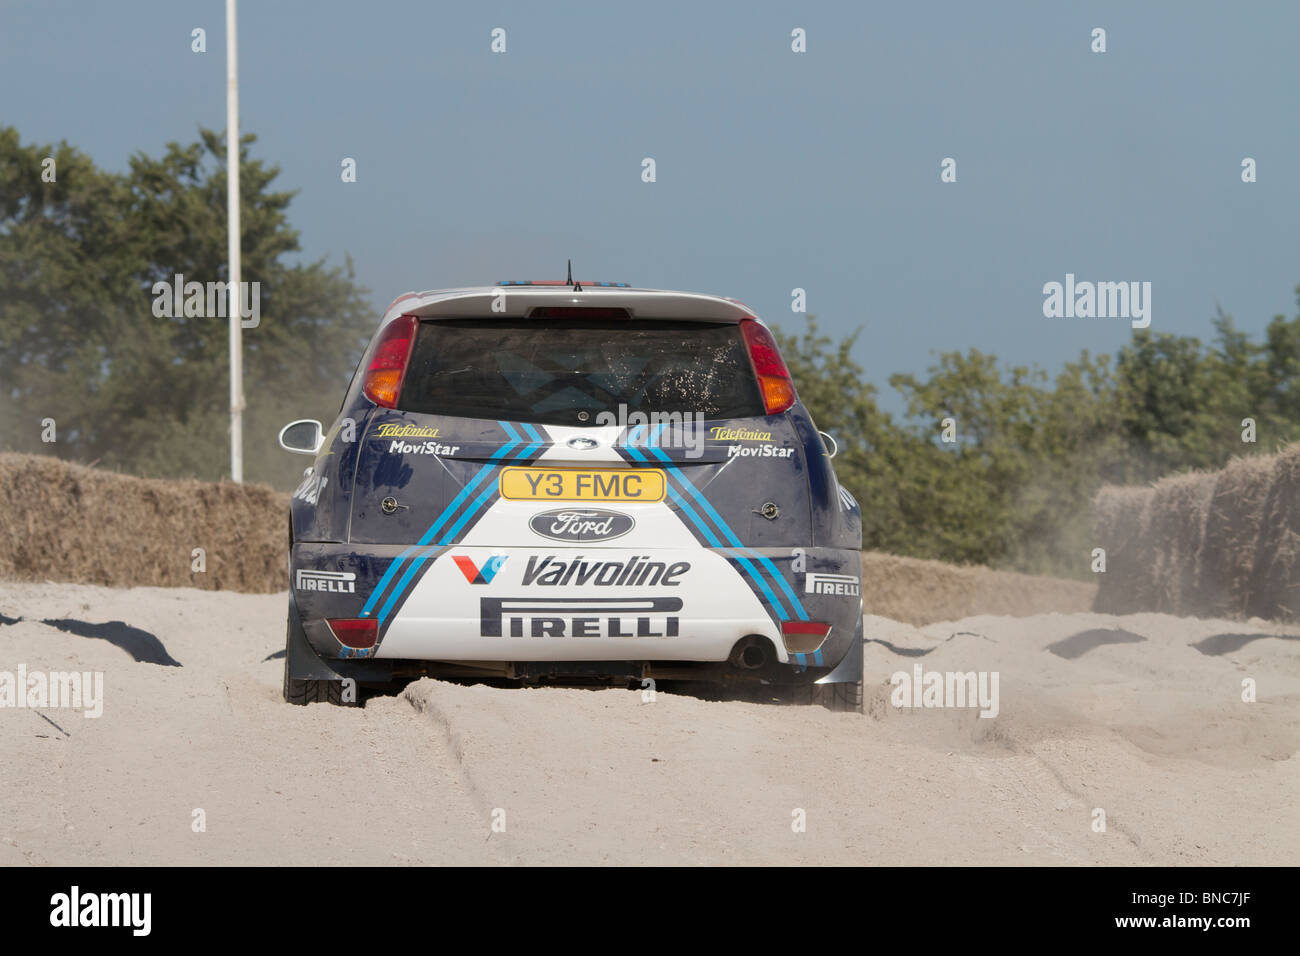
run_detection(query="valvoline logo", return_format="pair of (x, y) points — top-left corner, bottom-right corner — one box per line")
(453, 555), (507, 585)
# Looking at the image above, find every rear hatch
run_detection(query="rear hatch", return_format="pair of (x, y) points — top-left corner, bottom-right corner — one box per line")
(348, 314), (812, 547)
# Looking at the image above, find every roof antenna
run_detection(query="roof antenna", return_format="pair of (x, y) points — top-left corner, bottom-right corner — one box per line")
(566, 259), (573, 286)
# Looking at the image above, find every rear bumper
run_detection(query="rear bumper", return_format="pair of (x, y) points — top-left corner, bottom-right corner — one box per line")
(290, 543), (861, 676)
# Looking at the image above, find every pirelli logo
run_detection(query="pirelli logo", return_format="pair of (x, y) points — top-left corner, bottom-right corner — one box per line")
(295, 569), (356, 593)
(480, 596), (683, 638)
(805, 572), (859, 597)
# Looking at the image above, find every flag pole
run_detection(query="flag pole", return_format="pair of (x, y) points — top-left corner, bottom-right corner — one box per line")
(226, 0), (244, 482)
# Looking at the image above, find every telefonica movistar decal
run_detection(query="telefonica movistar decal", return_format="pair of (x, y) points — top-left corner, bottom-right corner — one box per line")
(375, 423), (440, 438)
(708, 426), (772, 441)
(529, 509), (635, 542)
(727, 445), (795, 458)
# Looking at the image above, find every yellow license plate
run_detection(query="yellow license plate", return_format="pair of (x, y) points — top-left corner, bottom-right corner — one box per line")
(498, 467), (666, 502)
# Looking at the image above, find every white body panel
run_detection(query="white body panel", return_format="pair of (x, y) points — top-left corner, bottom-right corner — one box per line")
(377, 546), (782, 663)
(378, 422), (785, 662)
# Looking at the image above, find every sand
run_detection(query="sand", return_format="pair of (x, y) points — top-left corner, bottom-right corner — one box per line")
(1, 581), (1296, 865)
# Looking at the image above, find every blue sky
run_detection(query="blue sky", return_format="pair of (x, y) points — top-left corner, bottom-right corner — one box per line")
(4, 0), (1298, 414)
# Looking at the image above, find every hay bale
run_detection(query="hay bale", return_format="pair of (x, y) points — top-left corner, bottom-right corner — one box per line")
(860, 551), (1095, 625)
(0, 452), (287, 593)
(860, 552), (976, 625)
(1092, 443), (1300, 621)
(1246, 444), (1300, 621)
(1144, 471), (1215, 614)
(1199, 454), (1275, 618)
(1092, 484), (1155, 614)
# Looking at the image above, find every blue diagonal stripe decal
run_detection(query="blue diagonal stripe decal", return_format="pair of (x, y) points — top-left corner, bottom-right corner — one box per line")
(374, 545), (445, 624)
(518, 421), (546, 458)
(361, 421), (522, 618)
(623, 424), (792, 620)
(641, 423), (806, 620)
(374, 424), (539, 622)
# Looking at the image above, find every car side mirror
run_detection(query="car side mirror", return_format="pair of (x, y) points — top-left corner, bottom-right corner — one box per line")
(279, 419), (324, 456)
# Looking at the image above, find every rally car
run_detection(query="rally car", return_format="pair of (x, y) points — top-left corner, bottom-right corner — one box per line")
(277, 279), (864, 710)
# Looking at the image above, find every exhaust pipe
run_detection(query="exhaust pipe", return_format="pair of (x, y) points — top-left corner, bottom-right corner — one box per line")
(730, 636), (769, 671)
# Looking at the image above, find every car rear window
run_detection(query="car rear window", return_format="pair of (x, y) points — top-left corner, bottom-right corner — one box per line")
(398, 318), (764, 426)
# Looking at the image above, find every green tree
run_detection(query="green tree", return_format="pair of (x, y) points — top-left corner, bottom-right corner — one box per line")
(1111, 307), (1300, 482)
(0, 127), (373, 487)
(1260, 294), (1300, 430)
(890, 350), (1118, 573)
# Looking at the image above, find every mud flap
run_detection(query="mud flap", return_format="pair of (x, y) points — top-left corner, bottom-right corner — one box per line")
(814, 606), (863, 685)
(285, 592), (393, 684)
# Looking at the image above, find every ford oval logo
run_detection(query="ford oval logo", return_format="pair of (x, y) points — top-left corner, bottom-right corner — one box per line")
(566, 436), (599, 450)
(529, 508), (635, 543)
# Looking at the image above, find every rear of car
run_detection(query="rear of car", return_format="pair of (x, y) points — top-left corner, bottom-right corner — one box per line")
(281, 284), (864, 709)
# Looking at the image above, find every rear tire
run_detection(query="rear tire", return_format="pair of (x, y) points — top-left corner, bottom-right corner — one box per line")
(281, 637), (347, 706)
(283, 672), (345, 705)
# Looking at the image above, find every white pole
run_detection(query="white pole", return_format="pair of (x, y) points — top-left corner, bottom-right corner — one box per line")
(226, 0), (244, 483)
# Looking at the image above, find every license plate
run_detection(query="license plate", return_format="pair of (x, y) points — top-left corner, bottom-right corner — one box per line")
(499, 467), (666, 502)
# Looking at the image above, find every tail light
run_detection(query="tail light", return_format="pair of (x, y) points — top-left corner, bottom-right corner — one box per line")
(781, 620), (832, 655)
(327, 618), (378, 649)
(363, 314), (418, 408)
(739, 317), (796, 415)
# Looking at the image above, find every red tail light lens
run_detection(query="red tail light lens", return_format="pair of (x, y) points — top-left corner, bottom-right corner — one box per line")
(781, 620), (832, 654)
(363, 314), (418, 408)
(327, 618), (378, 649)
(739, 317), (796, 415)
